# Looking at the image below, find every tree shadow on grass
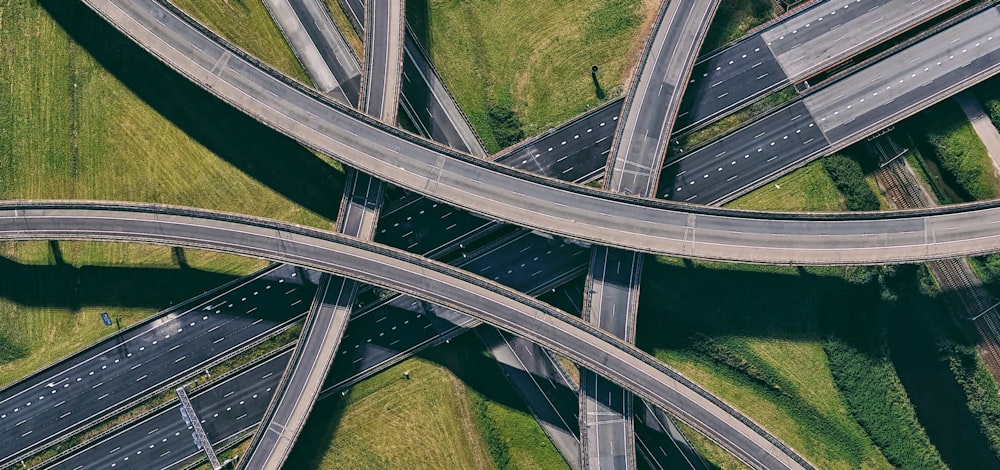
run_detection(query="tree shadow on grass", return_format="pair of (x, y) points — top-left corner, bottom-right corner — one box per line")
(38, 1), (344, 222)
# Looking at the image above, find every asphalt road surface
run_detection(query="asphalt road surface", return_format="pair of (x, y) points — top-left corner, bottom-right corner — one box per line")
(675, 0), (966, 132)
(607, 0), (719, 197)
(83, 0), (1000, 260)
(663, 6), (1000, 204)
(0, 265), (314, 467)
(48, 349), (293, 470)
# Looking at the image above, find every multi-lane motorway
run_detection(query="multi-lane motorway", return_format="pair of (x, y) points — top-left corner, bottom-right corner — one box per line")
(0, 264), (314, 467)
(662, 4), (1000, 203)
(675, 0), (969, 132)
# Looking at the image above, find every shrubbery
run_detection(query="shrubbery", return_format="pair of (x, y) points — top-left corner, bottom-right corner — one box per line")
(821, 154), (880, 211)
(486, 100), (525, 150)
(824, 338), (947, 469)
(923, 102), (997, 200)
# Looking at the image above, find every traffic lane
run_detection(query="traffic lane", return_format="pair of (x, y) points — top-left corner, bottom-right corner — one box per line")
(609, 0), (719, 196)
(286, 0), (362, 104)
(634, 399), (707, 470)
(49, 350), (292, 470)
(0, 266), (315, 465)
(660, 101), (829, 204)
(330, 231), (590, 383)
(399, 37), (477, 155)
(494, 101), (621, 182)
(0, 265), (274, 409)
(342, 0), (363, 32)
(6, 206), (811, 468)
(481, 327), (581, 468)
(807, 10), (1000, 141)
(766, 0), (965, 78)
(582, 371), (632, 468)
(589, 247), (642, 341)
(340, 171), (383, 239)
(676, 35), (787, 131)
(375, 196), (494, 256)
(361, 0), (392, 118)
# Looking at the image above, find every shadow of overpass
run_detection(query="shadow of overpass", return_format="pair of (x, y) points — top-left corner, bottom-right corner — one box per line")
(38, 0), (345, 222)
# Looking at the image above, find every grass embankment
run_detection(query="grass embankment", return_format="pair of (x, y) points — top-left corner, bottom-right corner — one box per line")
(171, 0), (312, 84)
(674, 420), (749, 470)
(904, 100), (998, 201)
(974, 75), (1000, 130)
(726, 161), (842, 211)
(726, 151), (880, 212)
(676, 87), (796, 152)
(0, 1), (342, 383)
(408, 0), (652, 152)
(700, 0), (775, 53)
(637, 257), (956, 469)
(324, 0), (365, 57)
(286, 334), (567, 469)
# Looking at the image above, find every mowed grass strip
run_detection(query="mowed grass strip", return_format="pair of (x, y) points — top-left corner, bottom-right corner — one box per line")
(726, 161), (844, 212)
(0, 241), (265, 389)
(298, 359), (494, 469)
(410, 0), (652, 152)
(170, 0), (312, 84)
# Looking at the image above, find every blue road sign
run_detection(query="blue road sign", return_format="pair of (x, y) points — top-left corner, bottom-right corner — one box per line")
(100, 312), (112, 326)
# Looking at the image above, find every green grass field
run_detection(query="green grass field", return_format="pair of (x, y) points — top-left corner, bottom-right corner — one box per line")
(409, 0), (653, 152)
(0, 241), (265, 388)
(171, 0), (312, 84)
(285, 334), (568, 469)
(0, 0), (342, 385)
(726, 161), (844, 212)
(636, 258), (955, 469)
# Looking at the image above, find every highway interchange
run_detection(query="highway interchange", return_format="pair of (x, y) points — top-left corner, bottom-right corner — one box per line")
(7, 0), (1000, 468)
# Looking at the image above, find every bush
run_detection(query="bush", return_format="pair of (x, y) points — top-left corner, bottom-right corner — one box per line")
(486, 100), (525, 150)
(821, 154), (880, 211)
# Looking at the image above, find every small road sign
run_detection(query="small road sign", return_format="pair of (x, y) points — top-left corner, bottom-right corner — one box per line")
(100, 312), (112, 326)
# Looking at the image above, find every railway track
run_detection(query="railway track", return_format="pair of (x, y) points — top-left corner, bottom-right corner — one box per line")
(869, 134), (1000, 375)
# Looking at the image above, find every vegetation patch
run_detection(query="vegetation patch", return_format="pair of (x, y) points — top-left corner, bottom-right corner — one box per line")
(285, 334), (567, 469)
(700, 0), (775, 53)
(908, 101), (998, 201)
(726, 161), (843, 212)
(820, 154), (880, 211)
(673, 86), (796, 152)
(171, 0), (312, 84)
(637, 257), (965, 469)
(974, 76), (1000, 130)
(410, 0), (648, 152)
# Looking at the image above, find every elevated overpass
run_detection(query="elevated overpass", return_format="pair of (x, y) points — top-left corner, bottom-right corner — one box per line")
(0, 200), (818, 469)
(585, 0), (719, 466)
(81, 0), (1000, 261)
